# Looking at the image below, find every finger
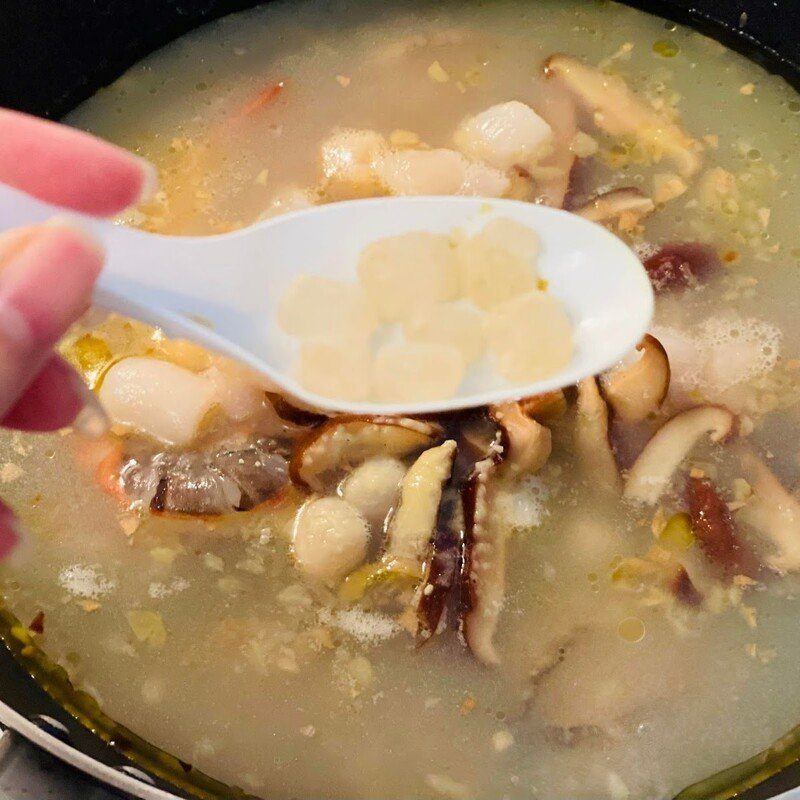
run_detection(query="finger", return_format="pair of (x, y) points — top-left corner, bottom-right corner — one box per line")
(0, 222), (103, 419)
(0, 109), (157, 216)
(1, 354), (108, 436)
(0, 503), (21, 561)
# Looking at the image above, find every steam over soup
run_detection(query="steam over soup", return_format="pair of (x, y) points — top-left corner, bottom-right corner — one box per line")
(2, 1), (800, 799)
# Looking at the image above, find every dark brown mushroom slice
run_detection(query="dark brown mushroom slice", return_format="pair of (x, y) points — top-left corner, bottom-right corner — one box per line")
(734, 445), (800, 574)
(687, 476), (761, 579)
(642, 242), (720, 294)
(624, 405), (737, 505)
(264, 391), (328, 427)
(290, 415), (442, 492)
(518, 390), (567, 423)
(120, 438), (289, 516)
(572, 187), (655, 226)
(600, 334), (670, 423)
(489, 402), (552, 475)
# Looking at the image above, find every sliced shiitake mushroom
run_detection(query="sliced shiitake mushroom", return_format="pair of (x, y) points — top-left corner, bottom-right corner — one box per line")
(518, 390), (567, 423)
(600, 334), (670, 423)
(290, 415), (442, 491)
(543, 54), (703, 178)
(574, 377), (622, 494)
(121, 438), (290, 516)
(489, 402), (552, 475)
(572, 187), (655, 227)
(735, 445), (800, 574)
(624, 406), (737, 505)
(461, 433), (507, 665)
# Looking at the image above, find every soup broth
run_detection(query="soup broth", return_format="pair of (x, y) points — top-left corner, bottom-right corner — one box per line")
(2, 1), (800, 799)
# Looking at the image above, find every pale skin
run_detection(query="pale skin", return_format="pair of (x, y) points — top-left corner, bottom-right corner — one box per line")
(0, 109), (156, 558)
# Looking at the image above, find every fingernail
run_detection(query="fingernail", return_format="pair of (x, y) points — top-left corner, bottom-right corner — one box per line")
(132, 155), (159, 205)
(44, 217), (106, 260)
(68, 370), (110, 439)
(0, 505), (22, 562)
(0, 221), (103, 349)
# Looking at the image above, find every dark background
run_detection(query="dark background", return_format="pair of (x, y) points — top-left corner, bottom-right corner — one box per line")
(0, 0), (799, 118)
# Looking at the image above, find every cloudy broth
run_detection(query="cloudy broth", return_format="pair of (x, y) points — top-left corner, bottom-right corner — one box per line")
(1, 1), (800, 799)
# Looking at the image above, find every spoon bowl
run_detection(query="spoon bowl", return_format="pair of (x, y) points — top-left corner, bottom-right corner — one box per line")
(0, 192), (654, 414)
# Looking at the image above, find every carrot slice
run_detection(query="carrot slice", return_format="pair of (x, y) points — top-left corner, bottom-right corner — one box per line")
(234, 80), (286, 120)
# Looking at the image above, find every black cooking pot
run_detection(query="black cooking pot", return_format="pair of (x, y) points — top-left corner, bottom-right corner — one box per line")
(0, 2), (798, 799)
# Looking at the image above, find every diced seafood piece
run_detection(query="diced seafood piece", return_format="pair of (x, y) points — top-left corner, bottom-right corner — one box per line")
(277, 276), (377, 341)
(98, 357), (217, 447)
(453, 101), (554, 171)
(372, 342), (465, 403)
(340, 456), (407, 531)
(297, 338), (372, 402)
(484, 292), (573, 384)
(293, 496), (370, 583)
(357, 231), (460, 322)
(404, 302), (486, 364)
(375, 148), (510, 197)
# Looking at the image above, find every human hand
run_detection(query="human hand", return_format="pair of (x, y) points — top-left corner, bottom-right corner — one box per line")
(0, 109), (156, 557)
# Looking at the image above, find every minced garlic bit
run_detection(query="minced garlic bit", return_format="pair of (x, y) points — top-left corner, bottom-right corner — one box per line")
(739, 605), (758, 629)
(335, 74), (351, 87)
(127, 610), (167, 647)
(203, 553), (225, 572)
(492, 729), (515, 752)
(255, 168), (269, 186)
(569, 131), (599, 157)
(427, 60), (450, 83)
(739, 82), (756, 96)
(425, 773), (471, 800)
(653, 172), (688, 204)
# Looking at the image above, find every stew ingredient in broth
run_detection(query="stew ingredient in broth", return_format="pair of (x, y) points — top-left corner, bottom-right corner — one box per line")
(1, 1), (800, 799)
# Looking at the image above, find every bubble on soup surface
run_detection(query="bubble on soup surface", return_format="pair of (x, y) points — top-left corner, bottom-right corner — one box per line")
(404, 302), (486, 363)
(453, 101), (554, 171)
(340, 456), (407, 530)
(297, 338), (372, 401)
(357, 232), (460, 322)
(98, 357), (217, 447)
(372, 341), (465, 403)
(458, 223), (538, 310)
(485, 291), (573, 383)
(292, 496), (369, 582)
(277, 275), (377, 340)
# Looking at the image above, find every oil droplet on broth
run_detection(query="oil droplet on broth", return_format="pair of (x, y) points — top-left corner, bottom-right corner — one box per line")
(618, 617), (646, 644)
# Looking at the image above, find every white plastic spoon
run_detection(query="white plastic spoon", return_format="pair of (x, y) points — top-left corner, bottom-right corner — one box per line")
(0, 189), (653, 415)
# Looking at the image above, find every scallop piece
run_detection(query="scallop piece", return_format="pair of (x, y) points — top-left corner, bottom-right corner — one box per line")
(357, 232), (460, 322)
(98, 357), (217, 447)
(277, 275), (377, 340)
(374, 148), (509, 198)
(293, 496), (369, 583)
(453, 101), (554, 171)
(340, 456), (407, 530)
(203, 363), (264, 422)
(458, 223), (538, 310)
(404, 302), (486, 363)
(372, 341), (465, 403)
(320, 128), (387, 187)
(484, 291), (573, 383)
(297, 338), (372, 402)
